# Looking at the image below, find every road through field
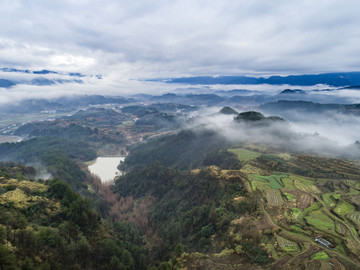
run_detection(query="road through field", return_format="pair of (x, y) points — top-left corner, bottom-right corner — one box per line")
(260, 200), (360, 269)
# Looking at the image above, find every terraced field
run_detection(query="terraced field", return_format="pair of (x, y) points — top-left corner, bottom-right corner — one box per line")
(322, 193), (336, 208)
(293, 177), (320, 194)
(277, 235), (299, 252)
(228, 148), (261, 162)
(234, 149), (360, 268)
(311, 251), (329, 261)
(265, 189), (284, 206)
(282, 177), (296, 190)
(348, 212), (360, 226)
(333, 200), (355, 217)
(305, 210), (335, 233)
(335, 221), (347, 235)
(250, 174), (287, 190)
(298, 193), (313, 209)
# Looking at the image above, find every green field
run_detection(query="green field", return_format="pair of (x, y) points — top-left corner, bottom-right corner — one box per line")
(228, 148), (261, 162)
(348, 188), (360, 195)
(289, 225), (312, 236)
(277, 235), (299, 252)
(335, 221), (347, 235)
(311, 251), (329, 261)
(250, 175), (270, 191)
(333, 200), (355, 217)
(348, 212), (360, 226)
(292, 175), (319, 193)
(265, 243), (279, 260)
(282, 177), (296, 190)
(284, 192), (294, 201)
(251, 174), (287, 190)
(322, 193), (336, 208)
(290, 208), (302, 219)
(305, 210), (335, 233)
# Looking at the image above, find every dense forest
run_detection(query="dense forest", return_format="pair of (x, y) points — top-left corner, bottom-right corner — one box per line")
(0, 164), (147, 270)
(122, 129), (240, 171)
(113, 164), (259, 263)
(0, 137), (96, 193)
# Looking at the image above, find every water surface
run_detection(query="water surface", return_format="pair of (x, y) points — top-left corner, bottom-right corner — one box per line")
(88, 156), (125, 183)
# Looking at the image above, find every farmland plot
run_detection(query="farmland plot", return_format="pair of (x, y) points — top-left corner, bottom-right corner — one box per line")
(266, 189), (284, 206)
(228, 148), (261, 162)
(251, 174), (286, 190)
(335, 221), (347, 235)
(305, 210), (335, 233)
(334, 200), (355, 217)
(348, 212), (360, 226)
(298, 193), (313, 209)
(277, 235), (299, 252)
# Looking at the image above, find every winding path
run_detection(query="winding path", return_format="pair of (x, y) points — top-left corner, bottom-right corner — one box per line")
(259, 200), (360, 269)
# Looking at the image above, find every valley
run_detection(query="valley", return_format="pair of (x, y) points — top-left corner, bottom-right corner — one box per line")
(3, 2), (360, 269)
(1, 96), (360, 269)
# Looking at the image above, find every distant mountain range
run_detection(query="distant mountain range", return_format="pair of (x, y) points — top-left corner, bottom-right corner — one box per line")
(0, 67), (94, 77)
(0, 67), (102, 88)
(0, 79), (16, 88)
(157, 72), (360, 87)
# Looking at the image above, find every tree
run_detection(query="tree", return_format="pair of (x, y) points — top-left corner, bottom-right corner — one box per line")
(0, 244), (16, 270)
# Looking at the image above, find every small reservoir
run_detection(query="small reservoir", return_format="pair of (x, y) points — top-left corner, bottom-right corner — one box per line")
(88, 156), (125, 183)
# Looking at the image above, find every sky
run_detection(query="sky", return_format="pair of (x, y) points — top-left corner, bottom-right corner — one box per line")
(2, 0), (360, 77)
(1, 0), (360, 98)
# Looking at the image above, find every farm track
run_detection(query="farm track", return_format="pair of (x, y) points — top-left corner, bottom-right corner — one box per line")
(260, 201), (360, 269)
(245, 166), (360, 268)
(271, 255), (291, 269)
(291, 179), (360, 246)
(312, 193), (360, 247)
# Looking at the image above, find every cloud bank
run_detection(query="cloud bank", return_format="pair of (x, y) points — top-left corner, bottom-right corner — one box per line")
(188, 108), (360, 158)
(1, 0), (360, 81)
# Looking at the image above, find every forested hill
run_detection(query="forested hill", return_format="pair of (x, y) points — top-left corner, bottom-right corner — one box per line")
(113, 163), (260, 266)
(0, 164), (147, 270)
(0, 137), (96, 192)
(122, 129), (241, 171)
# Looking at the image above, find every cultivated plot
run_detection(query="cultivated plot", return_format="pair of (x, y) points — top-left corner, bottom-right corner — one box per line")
(265, 189), (284, 206)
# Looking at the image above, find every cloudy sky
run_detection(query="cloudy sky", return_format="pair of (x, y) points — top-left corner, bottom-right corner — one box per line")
(2, 0), (360, 77)
(1, 0), (360, 99)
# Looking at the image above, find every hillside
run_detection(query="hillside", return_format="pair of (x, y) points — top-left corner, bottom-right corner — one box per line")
(2, 101), (360, 269)
(114, 139), (360, 269)
(0, 164), (147, 270)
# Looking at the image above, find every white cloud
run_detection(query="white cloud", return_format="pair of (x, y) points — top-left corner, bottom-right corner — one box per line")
(49, 54), (95, 69)
(1, 0), (360, 88)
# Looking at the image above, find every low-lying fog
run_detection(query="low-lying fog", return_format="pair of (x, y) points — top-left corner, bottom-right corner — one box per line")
(0, 70), (349, 105)
(2, 73), (360, 159)
(188, 107), (360, 159)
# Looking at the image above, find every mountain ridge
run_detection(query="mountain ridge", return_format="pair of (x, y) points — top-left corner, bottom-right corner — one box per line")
(158, 72), (360, 87)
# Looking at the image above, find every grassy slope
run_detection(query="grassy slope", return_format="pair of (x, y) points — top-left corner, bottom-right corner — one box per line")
(228, 148), (261, 162)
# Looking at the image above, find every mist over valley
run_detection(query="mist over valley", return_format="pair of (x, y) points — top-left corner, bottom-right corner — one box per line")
(3, 1), (360, 269)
